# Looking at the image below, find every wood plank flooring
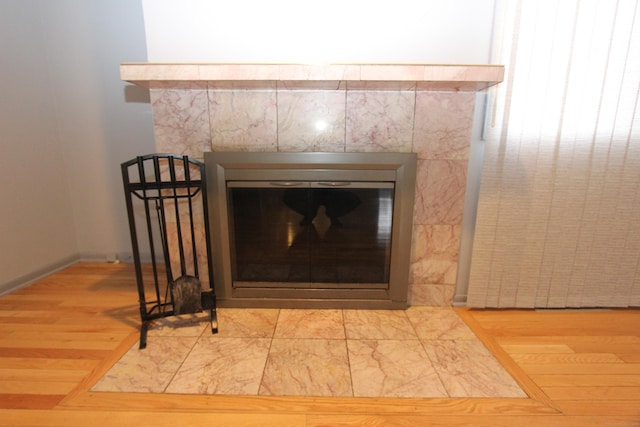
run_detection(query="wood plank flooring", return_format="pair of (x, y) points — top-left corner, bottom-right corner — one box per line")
(0, 262), (638, 426)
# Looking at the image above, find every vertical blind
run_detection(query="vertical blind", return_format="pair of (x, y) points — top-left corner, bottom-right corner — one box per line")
(467, 0), (640, 307)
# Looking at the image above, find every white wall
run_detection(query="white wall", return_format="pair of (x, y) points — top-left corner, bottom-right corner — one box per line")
(0, 0), (155, 292)
(40, 1), (155, 261)
(142, 0), (495, 64)
(0, 0), (78, 290)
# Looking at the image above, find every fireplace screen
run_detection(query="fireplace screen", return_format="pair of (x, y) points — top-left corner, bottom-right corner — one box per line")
(205, 152), (416, 309)
(228, 182), (394, 287)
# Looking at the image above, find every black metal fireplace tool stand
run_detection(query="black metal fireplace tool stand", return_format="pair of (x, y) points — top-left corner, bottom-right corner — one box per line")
(122, 154), (217, 349)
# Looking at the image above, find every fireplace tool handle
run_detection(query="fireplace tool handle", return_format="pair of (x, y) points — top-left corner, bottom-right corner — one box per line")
(268, 182), (305, 187)
(317, 182), (352, 187)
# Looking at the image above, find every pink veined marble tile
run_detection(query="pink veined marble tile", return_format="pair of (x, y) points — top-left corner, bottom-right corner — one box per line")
(166, 337), (271, 395)
(147, 81), (208, 90)
(410, 256), (458, 287)
(208, 81), (277, 90)
(413, 92), (475, 160)
(406, 307), (477, 340)
(277, 90), (346, 152)
(421, 65), (504, 83)
(416, 81), (489, 91)
(346, 81), (416, 91)
(150, 89), (211, 159)
(409, 283), (456, 306)
(360, 65), (424, 81)
(260, 338), (352, 397)
(423, 339), (527, 398)
(213, 308), (279, 338)
(279, 81), (344, 90)
(92, 307), (527, 398)
(163, 215), (211, 287)
(274, 309), (345, 339)
(278, 64), (359, 81)
(413, 159), (468, 225)
(199, 64), (279, 81)
(410, 224), (461, 285)
(147, 312), (209, 338)
(345, 91), (414, 153)
(347, 339), (448, 398)
(209, 90), (277, 152)
(139, 159), (211, 288)
(91, 337), (197, 393)
(343, 309), (417, 340)
(422, 65), (490, 82)
(120, 64), (199, 81)
(121, 64), (504, 86)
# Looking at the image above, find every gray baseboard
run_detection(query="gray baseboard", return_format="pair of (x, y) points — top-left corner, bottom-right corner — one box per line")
(451, 294), (468, 307)
(0, 254), (80, 296)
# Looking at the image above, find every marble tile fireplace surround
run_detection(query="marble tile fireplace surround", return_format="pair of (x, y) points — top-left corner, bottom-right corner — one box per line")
(120, 63), (503, 307)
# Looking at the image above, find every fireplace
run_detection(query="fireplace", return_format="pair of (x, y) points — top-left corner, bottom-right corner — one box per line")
(206, 152), (416, 309)
(120, 63), (504, 306)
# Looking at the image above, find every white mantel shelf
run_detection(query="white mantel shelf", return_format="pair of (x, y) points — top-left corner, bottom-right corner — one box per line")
(120, 63), (504, 91)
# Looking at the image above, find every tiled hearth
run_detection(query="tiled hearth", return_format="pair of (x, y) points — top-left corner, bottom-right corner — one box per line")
(93, 307), (525, 398)
(120, 63), (504, 306)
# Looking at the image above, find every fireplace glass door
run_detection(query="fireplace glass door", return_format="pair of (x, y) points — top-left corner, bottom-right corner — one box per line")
(227, 181), (394, 289)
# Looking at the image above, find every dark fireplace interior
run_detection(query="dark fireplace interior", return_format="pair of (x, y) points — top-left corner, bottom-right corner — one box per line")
(229, 182), (393, 286)
(206, 152), (416, 309)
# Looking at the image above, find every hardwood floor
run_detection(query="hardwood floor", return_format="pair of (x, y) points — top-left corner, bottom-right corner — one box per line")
(0, 262), (638, 426)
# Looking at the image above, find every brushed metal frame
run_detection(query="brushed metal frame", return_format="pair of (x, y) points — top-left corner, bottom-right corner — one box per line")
(205, 152), (417, 309)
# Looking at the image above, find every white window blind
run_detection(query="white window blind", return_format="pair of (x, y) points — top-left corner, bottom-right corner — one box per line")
(468, 0), (640, 308)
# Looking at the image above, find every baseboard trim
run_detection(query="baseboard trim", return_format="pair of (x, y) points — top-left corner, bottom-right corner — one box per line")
(451, 294), (468, 307)
(0, 254), (80, 296)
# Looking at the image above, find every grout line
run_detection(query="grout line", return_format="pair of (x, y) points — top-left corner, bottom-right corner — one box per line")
(406, 309), (451, 397)
(256, 308), (280, 396)
(341, 309), (356, 397)
(161, 320), (209, 393)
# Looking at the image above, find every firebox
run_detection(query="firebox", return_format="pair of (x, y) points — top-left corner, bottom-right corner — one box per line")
(205, 152), (416, 309)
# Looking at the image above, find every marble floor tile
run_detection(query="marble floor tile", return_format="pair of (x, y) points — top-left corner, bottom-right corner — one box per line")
(214, 308), (279, 338)
(92, 337), (197, 393)
(343, 309), (418, 340)
(92, 308), (526, 399)
(260, 338), (352, 396)
(348, 339), (448, 397)
(166, 337), (271, 395)
(406, 306), (477, 340)
(147, 312), (209, 337)
(274, 309), (345, 339)
(423, 339), (527, 398)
